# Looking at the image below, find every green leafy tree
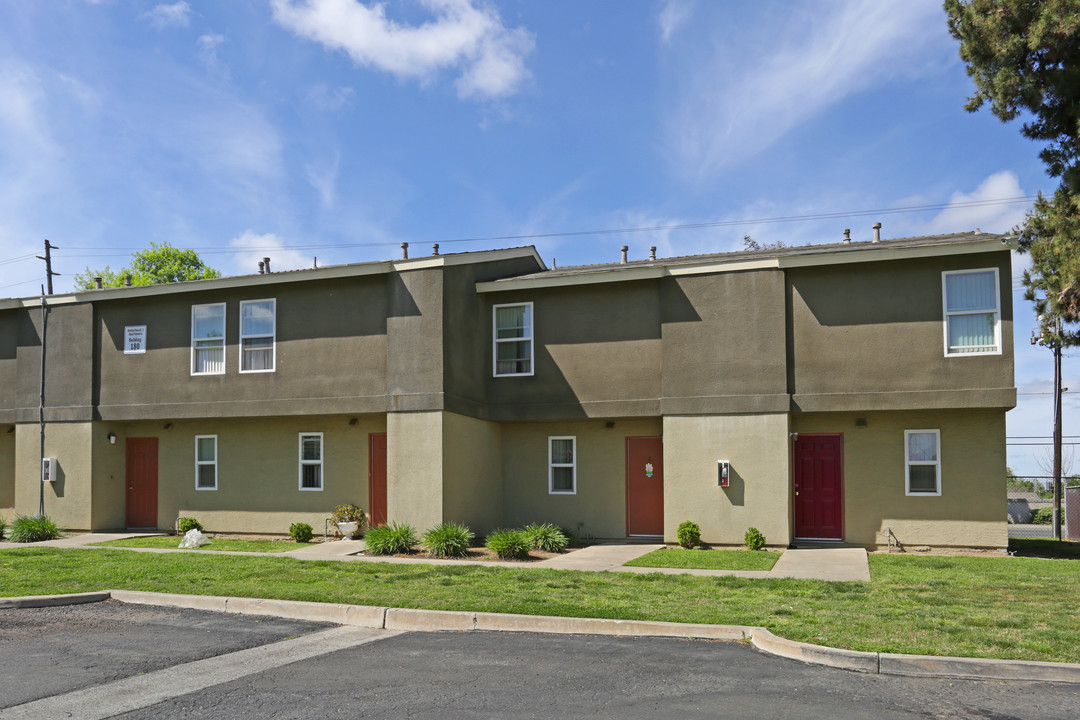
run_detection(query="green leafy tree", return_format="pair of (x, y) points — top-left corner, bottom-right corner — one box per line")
(73, 242), (220, 290)
(946, 0), (1080, 341)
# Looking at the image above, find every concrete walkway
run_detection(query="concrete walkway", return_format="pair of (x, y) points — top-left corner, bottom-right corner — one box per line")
(0, 533), (872, 582)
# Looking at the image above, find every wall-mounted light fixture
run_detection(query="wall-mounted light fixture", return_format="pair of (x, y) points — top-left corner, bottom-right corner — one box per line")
(163, 422), (173, 430)
(107, 432), (117, 444)
(348, 417), (359, 426)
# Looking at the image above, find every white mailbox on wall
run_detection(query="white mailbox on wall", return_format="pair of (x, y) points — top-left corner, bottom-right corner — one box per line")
(42, 457), (56, 482)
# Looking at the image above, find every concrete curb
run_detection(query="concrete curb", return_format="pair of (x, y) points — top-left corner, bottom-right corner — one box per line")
(7, 591), (1080, 684)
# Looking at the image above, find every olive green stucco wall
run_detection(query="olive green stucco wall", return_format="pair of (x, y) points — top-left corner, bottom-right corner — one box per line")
(0, 426), (15, 519)
(500, 417), (663, 538)
(791, 409), (1007, 549)
(94, 276), (389, 421)
(442, 411), (503, 533)
(14, 422), (95, 530)
(788, 251), (1014, 411)
(386, 411), (443, 532)
(662, 414), (792, 546)
(0, 310), (16, 423)
(14, 304), (95, 424)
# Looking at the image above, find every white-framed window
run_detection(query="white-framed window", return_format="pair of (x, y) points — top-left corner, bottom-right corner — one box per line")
(905, 429), (941, 496)
(299, 432), (323, 491)
(195, 435), (217, 491)
(191, 303), (225, 375)
(493, 302), (534, 376)
(942, 269), (1000, 356)
(240, 298), (276, 373)
(549, 436), (576, 495)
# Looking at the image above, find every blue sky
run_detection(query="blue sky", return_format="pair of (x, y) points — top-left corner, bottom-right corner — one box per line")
(0, 0), (1072, 475)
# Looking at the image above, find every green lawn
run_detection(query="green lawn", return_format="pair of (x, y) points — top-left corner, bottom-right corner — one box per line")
(2, 546), (1080, 663)
(624, 547), (779, 571)
(92, 537), (311, 553)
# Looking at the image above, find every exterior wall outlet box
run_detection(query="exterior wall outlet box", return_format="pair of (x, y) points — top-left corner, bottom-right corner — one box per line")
(718, 460), (730, 488)
(42, 457), (56, 482)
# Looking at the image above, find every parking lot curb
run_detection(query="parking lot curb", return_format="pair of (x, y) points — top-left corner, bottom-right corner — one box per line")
(6, 590), (1080, 684)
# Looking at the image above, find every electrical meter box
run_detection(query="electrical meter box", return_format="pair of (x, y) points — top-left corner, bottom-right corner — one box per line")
(718, 460), (730, 488)
(42, 457), (56, 482)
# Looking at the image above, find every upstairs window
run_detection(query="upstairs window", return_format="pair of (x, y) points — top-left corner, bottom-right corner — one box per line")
(191, 303), (225, 375)
(240, 299), (276, 372)
(905, 429), (941, 496)
(494, 302), (533, 376)
(299, 432), (323, 491)
(943, 269), (1000, 355)
(549, 436), (576, 494)
(195, 435), (217, 491)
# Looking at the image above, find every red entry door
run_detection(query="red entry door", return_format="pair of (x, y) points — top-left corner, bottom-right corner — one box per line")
(125, 437), (158, 528)
(626, 436), (664, 536)
(369, 433), (387, 527)
(793, 434), (843, 540)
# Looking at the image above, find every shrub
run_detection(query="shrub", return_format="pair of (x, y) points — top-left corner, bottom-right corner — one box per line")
(523, 522), (568, 553)
(744, 526), (766, 551)
(423, 522), (474, 558)
(0, 517), (6, 541)
(1031, 508), (1055, 525)
(485, 528), (531, 560)
(9, 514), (63, 543)
(677, 521), (701, 549)
(559, 526), (580, 547)
(330, 503), (366, 526)
(177, 517), (203, 534)
(364, 521), (417, 555)
(289, 522), (314, 543)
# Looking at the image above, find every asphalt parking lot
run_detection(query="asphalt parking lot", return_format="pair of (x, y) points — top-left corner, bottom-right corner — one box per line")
(2, 602), (1078, 719)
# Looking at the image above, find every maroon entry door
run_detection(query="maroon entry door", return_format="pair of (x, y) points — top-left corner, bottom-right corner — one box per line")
(626, 436), (664, 536)
(125, 437), (158, 528)
(793, 434), (843, 540)
(369, 433), (387, 527)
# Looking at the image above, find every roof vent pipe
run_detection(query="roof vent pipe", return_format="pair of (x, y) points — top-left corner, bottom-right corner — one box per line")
(258, 261), (265, 274)
(432, 243), (439, 255)
(401, 242), (409, 260)
(843, 229), (851, 244)
(872, 222), (882, 243)
(263, 257), (271, 273)
(620, 246), (629, 263)
(94, 276), (103, 289)
(124, 274), (132, 287)
(649, 246), (657, 261)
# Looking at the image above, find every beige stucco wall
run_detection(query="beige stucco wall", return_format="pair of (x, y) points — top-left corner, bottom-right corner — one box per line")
(0, 425), (15, 521)
(386, 411), (443, 533)
(791, 409), (1007, 549)
(663, 414), (792, 547)
(93, 414), (384, 533)
(442, 412), (503, 533)
(501, 418), (663, 539)
(14, 422), (95, 530)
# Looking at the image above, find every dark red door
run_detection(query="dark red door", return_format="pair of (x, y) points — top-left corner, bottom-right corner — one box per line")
(793, 434), (843, 540)
(369, 433), (387, 527)
(627, 436), (664, 536)
(125, 437), (158, 528)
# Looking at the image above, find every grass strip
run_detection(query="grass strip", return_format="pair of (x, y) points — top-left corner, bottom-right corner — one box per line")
(1, 548), (1079, 663)
(624, 547), (779, 571)
(92, 537), (310, 553)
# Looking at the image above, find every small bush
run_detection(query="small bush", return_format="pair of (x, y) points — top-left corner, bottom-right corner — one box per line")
(330, 503), (366, 527)
(677, 521), (701, 549)
(423, 522), (474, 558)
(9, 514), (63, 543)
(0, 517), (6, 541)
(177, 517), (203, 534)
(744, 526), (766, 551)
(559, 526), (580, 547)
(523, 522), (568, 553)
(1031, 508), (1055, 525)
(364, 521), (417, 555)
(485, 528), (531, 560)
(289, 522), (314, 543)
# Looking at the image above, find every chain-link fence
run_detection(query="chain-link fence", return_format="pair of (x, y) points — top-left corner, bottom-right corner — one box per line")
(1007, 476), (1080, 540)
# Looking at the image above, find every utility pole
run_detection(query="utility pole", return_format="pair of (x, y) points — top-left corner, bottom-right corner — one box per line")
(38, 286), (47, 517)
(1033, 315), (1066, 540)
(36, 239), (59, 295)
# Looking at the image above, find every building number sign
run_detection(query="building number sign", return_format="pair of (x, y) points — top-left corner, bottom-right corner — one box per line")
(124, 325), (147, 355)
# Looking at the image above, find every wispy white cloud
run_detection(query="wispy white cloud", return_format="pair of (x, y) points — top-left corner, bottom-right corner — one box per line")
(143, 2), (191, 29)
(924, 171), (1030, 236)
(306, 83), (355, 110)
(657, 0), (693, 44)
(227, 230), (314, 275)
(665, 0), (947, 180)
(304, 150), (341, 208)
(197, 33), (228, 76)
(269, 0), (535, 100)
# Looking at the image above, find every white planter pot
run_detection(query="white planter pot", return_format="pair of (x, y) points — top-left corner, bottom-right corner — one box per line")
(336, 521), (359, 540)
